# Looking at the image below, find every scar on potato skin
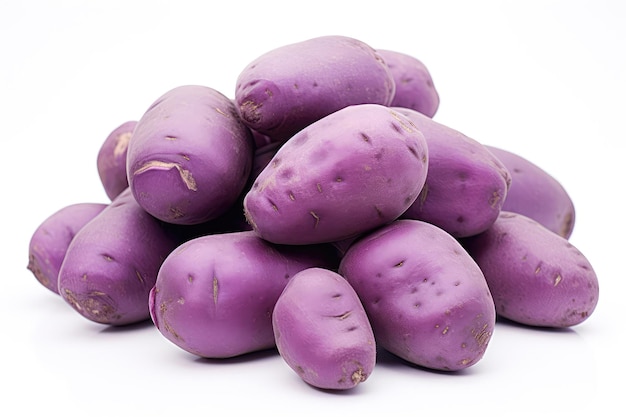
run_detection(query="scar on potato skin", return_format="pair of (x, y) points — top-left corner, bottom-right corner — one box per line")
(212, 276), (219, 306)
(134, 161), (197, 191)
(310, 211), (320, 228)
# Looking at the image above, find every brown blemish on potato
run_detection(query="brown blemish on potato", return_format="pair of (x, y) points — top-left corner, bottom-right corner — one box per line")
(561, 211), (574, 237)
(473, 323), (492, 347)
(240, 100), (262, 124)
(215, 107), (230, 117)
(316, 183), (323, 193)
(310, 211), (320, 228)
(554, 273), (563, 286)
(170, 206), (185, 219)
(394, 260), (405, 267)
(27, 253), (50, 288)
(134, 161), (197, 191)
(160, 302), (184, 341)
(442, 326), (449, 335)
(488, 190), (502, 208)
(388, 109), (415, 133)
(212, 276), (219, 306)
(133, 271), (144, 286)
(332, 311), (352, 320)
(177, 297), (185, 305)
(114, 132), (132, 157)
(351, 367), (366, 385)
(288, 191), (295, 201)
(165, 136), (178, 141)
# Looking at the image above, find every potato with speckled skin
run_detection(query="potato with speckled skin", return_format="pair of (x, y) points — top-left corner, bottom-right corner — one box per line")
(97, 120), (137, 200)
(339, 219), (496, 371)
(58, 189), (184, 326)
(149, 231), (339, 358)
(243, 104), (428, 245)
(235, 35), (396, 143)
(272, 267), (376, 390)
(127, 85), (254, 225)
(461, 211), (599, 328)
(396, 107), (511, 238)
(27, 202), (107, 295)
(485, 145), (575, 239)
(377, 49), (439, 118)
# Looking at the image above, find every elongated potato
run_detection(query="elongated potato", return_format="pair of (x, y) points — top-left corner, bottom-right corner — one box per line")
(377, 49), (439, 117)
(461, 211), (599, 327)
(58, 189), (184, 325)
(396, 107), (511, 237)
(235, 35), (395, 142)
(148, 231), (339, 358)
(27, 202), (107, 294)
(485, 145), (575, 239)
(97, 120), (136, 201)
(272, 267), (376, 390)
(127, 85), (254, 225)
(244, 104), (429, 245)
(339, 219), (496, 371)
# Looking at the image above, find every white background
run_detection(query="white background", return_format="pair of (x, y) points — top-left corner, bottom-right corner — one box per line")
(2, 1), (624, 416)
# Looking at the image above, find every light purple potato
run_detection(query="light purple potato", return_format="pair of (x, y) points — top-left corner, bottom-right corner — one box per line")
(127, 85), (254, 225)
(97, 120), (137, 200)
(58, 189), (185, 326)
(27, 202), (108, 295)
(272, 267), (376, 390)
(235, 35), (396, 142)
(377, 49), (440, 118)
(484, 145), (575, 239)
(396, 108), (511, 238)
(243, 104), (429, 245)
(338, 219), (496, 371)
(148, 231), (339, 358)
(461, 211), (599, 328)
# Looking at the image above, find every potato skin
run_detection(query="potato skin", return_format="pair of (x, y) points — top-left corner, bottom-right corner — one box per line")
(485, 145), (575, 239)
(58, 189), (184, 325)
(148, 231), (339, 358)
(235, 35), (395, 142)
(377, 49), (440, 118)
(27, 202), (107, 295)
(339, 219), (496, 371)
(97, 120), (136, 201)
(272, 267), (376, 390)
(397, 108), (511, 238)
(127, 85), (254, 225)
(243, 104), (429, 245)
(461, 211), (599, 327)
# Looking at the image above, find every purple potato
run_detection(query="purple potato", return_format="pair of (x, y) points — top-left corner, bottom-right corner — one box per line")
(97, 120), (137, 200)
(148, 231), (339, 358)
(127, 85), (254, 225)
(461, 211), (598, 327)
(339, 219), (496, 371)
(27, 202), (107, 294)
(58, 189), (184, 325)
(397, 107), (511, 237)
(244, 104), (428, 245)
(485, 145), (575, 238)
(235, 35), (395, 142)
(272, 267), (376, 390)
(378, 49), (440, 117)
